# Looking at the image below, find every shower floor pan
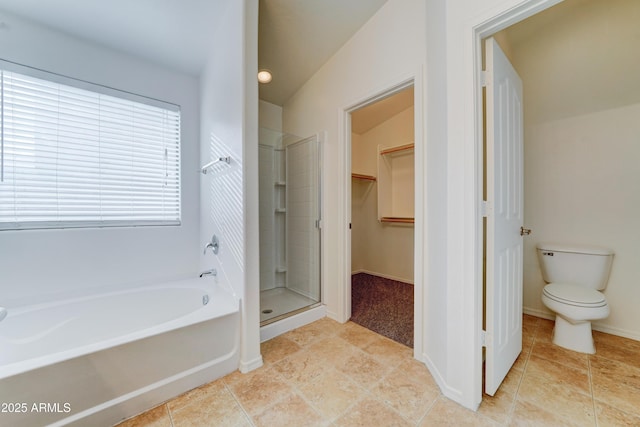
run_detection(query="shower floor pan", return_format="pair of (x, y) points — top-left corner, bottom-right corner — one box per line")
(260, 288), (319, 325)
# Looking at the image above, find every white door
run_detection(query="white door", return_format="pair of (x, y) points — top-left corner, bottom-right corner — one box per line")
(485, 37), (524, 396)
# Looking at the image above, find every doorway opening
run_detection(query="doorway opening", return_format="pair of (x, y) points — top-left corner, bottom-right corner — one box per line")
(478, 0), (639, 400)
(348, 85), (416, 348)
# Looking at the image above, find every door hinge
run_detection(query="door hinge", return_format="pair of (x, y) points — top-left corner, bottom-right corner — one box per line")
(481, 200), (491, 217)
(481, 330), (487, 347)
(316, 219), (323, 229)
(481, 71), (490, 88)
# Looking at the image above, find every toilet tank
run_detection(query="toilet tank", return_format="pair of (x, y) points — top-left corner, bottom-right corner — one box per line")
(536, 243), (614, 290)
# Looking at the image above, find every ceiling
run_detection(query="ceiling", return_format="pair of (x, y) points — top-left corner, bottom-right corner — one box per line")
(0, 0), (388, 106)
(495, 0), (640, 123)
(0, 0), (230, 76)
(258, 0), (388, 106)
(351, 87), (414, 135)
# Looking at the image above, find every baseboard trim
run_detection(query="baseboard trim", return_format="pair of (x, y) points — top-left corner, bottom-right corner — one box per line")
(238, 355), (263, 374)
(419, 352), (475, 410)
(523, 306), (640, 342)
(591, 323), (640, 341)
(523, 307), (554, 320)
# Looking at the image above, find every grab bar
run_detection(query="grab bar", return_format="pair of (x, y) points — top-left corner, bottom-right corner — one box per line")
(200, 156), (231, 174)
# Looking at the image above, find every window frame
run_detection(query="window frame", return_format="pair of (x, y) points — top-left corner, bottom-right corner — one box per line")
(0, 60), (182, 231)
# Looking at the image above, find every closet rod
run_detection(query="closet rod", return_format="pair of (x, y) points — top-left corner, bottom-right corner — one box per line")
(379, 143), (414, 156)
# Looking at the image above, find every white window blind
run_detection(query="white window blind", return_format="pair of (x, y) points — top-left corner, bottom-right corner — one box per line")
(0, 65), (181, 230)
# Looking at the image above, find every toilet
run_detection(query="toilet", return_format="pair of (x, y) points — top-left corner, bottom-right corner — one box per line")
(537, 243), (613, 354)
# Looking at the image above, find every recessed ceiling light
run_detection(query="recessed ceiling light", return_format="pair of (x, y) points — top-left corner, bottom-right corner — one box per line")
(258, 70), (272, 84)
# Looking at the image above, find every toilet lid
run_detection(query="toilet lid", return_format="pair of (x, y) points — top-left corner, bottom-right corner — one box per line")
(543, 283), (607, 307)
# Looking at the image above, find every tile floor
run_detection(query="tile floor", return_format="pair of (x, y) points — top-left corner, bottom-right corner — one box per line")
(117, 315), (640, 426)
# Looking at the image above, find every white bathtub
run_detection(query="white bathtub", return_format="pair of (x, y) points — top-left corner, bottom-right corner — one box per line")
(0, 277), (240, 427)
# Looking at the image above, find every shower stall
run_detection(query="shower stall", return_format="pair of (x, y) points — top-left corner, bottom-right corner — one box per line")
(258, 128), (322, 325)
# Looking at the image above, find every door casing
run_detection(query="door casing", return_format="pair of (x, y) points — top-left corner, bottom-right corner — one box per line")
(472, 0), (564, 406)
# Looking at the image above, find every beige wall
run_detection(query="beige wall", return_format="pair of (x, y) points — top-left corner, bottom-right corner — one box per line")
(281, 0), (426, 323)
(499, 0), (640, 339)
(259, 100), (283, 132)
(351, 107), (414, 283)
(522, 104), (640, 339)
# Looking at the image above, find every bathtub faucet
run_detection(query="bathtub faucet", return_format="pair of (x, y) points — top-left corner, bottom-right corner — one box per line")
(203, 235), (219, 255)
(199, 269), (217, 278)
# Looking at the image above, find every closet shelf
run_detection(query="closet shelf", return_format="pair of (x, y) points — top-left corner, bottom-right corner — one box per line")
(380, 216), (414, 224)
(379, 143), (414, 156)
(351, 173), (376, 181)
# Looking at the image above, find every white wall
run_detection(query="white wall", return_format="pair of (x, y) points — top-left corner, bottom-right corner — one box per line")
(0, 9), (200, 305)
(199, 0), (261, 373)
(351, 107), (414, 283)
(282, 0), (425, 315)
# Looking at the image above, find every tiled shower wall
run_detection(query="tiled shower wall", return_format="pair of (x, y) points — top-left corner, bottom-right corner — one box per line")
(258, 144), (286, 291)
(258, 134), (320, 301)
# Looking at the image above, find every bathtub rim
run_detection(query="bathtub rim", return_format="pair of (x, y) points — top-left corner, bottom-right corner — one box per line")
(0, 277), (239, 380)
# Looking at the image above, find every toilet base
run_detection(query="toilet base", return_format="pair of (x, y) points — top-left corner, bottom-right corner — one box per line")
(552, 316), (595, 354)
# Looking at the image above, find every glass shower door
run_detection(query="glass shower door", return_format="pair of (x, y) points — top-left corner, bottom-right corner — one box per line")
(258, 130), (321, 325)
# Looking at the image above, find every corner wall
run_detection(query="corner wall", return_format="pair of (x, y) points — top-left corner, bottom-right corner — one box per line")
(0, 9), (200, 305)
(199, 0), (262, 373)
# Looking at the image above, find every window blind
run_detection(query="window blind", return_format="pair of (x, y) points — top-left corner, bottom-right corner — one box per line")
(0, 66), (181, 230)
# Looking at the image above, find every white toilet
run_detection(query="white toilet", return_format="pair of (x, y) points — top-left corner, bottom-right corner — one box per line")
(537, 243), (613, 354)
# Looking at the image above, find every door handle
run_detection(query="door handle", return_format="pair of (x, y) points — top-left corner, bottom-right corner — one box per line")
(520, 226), (532, 236)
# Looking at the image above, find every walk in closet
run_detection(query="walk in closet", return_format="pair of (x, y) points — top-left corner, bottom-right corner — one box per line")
(350, 86), (415, 347)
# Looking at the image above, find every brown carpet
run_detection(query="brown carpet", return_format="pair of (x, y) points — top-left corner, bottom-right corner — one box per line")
(350, 273), (414, 348)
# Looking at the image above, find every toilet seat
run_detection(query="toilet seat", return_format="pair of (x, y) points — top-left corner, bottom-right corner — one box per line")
(543, 283), (607, 308)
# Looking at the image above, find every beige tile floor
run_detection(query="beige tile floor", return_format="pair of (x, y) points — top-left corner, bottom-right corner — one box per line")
(117, 315), (640, 426)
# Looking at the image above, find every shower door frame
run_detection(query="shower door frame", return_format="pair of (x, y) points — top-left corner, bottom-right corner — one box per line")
(258, 131), (324, 327)
(284, 133), (323, 304)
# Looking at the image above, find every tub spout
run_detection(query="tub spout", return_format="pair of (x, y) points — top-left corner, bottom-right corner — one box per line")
(0, 307), (7, 322)
(199, 269), (217, 278)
